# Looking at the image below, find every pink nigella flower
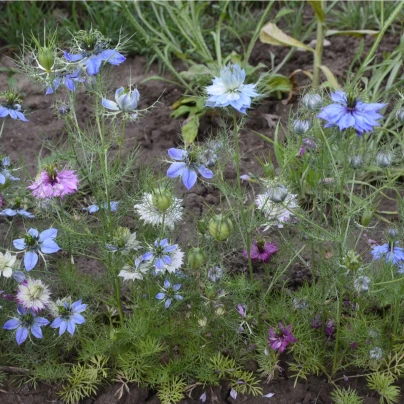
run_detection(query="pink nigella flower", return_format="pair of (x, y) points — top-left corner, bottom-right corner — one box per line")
(28, 166), (78, 199)
(268, 322), (296, 353)
(243, 240), (278, 263)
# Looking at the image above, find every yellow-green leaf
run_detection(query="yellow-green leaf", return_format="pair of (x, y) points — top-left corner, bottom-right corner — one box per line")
(182, 115), (199, 145)
(260, 23), (314, 52)
(326, 29), (379, 38)
(319, 65), (339, 89)
(309, 1), (325, 22)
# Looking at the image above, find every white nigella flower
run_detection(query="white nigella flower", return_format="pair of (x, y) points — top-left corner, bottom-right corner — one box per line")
(118, 256), (150, 281)
(102, 87), (140, 120)
(370, 347), (383, 360)
(17, 278), (51, 312)
(134, 193), (183, 229)
(354, 275), (371, 293)
(158, 247), (184, 274)
(0, 251), (17, 278)
(256, 192), (298, 230)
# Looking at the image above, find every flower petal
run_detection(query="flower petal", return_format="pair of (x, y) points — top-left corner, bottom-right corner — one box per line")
(167, 162), (186, 178)
(182, 168), (197, 190)
(24, 251), (39, 271)
(102, 98), (120, 111)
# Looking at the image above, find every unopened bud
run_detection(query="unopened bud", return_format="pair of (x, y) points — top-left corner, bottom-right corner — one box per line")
(216, 306), (225, 316)
(267, 184), (288, 203)
(361, 209), (373, 227)
(293, 119), (311, 135)
(58, 104), (70, 115)
(208, 214), (233, 242)
(396, 108), (404, 124)
(200, 149), (218, 168)
(152, 188), (173, 212)
(302, 94), (322, 111)
(386, 228), (398, 240)
(376, 151), (392, 168)
(198, 317), (207, 327)
(349, 155), (363, 169)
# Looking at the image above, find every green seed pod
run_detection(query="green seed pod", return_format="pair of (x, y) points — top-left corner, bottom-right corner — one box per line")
(187, 247), (206, 269)
(344, 250), (362, 271)
(38, 48), (55, 73)
(361, 209), (373, 227)
(152, 188), (173, 212)
(208, 214), (233, 241)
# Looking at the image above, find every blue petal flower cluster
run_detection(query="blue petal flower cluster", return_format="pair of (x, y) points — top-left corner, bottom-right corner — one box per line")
(371, 242), (404, 266)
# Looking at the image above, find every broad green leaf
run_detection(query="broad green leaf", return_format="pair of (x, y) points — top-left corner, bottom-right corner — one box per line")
(326, 29), (379, 38)
(319, 65), (339, 89)
(260, 23), (314, 52)
(262, 74), (294, 94)
(309, 1), (325, 22)
(181, 115), (199, 145)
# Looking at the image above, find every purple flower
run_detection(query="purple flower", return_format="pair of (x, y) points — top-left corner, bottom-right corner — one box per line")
(46, 69), (85, 95)
(310, 314), (322, 329)
(3, 306), (49, 345)
(317, 90), (386, 136)
(371, 242), (404, 266)
(50, 299), (87, 336)
(325, 319), (336, 337)
(13, 228), (61, 271)
(64, 49), (126, 76)
(243, 240), (278, 263)
(155, 279), (183, 308)
(237, 303), (246, 318)
(167, 148), (213, 190)
(268, 322), (296, 353)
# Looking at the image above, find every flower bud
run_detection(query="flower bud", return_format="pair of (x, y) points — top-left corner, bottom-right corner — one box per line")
(361, 209), (373, 227)
(200, 149), (218, 168)
(58, 104), (70, 116)
(386, 228), (398, 241)
(376, 151), (392, 168)
(301, 94), (322, 111)
(152, 188), (173, 212)
(38, 48), (55, 73)
(293, 119), (311, 135)
(198, 317), (207, 327)
(348, 155), (363, 169)
(187, 247), (206, 269)
(208, 214), (233, 241)
(396, 108), (404, 124)
(215, 306), (225, 316)
(266, 184), (288, 203)
(344, 250), (362, 271)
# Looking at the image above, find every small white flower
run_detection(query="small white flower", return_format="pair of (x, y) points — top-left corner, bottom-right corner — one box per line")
(102, 87), (140, 120)
(118, 257), (150, 281)
(134, 193), (183, 229)
(256, 192), (298, 230)
(0, 251), (17, 278)
(370, 346), (383, 360)
(17, 278), (51, 311)
(354, 275), (371, 293)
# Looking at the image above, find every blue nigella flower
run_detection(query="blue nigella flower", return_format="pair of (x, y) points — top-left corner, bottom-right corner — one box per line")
(0, 103), (28, 122)
(3, 306), (49, 345)
(64, 49), (126, 76)
(142, 238), (177, 271)
(0, 157), (19, 184)
(205, 63), (259, 114)
(82, 201), (119, 213)
(46, 69), (85, 95)
(167, 148), (213, 190)
(102, 87), (140, 120)
(371, 242), (404, 266)
(156, 279), (183, 308)
(13, 228), (61, 271)
(317, 90), (386, 136)
(0, 208), (35, 218)
(50, 299), (87, 336)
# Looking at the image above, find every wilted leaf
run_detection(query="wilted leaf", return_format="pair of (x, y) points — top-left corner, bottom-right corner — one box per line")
(326, 29), (379, 37)
(319, 65), (339, 89)
(260, 23), (313, 52)
(182, 115), (199, 145)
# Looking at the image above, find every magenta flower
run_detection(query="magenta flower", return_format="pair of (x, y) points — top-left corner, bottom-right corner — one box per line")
(268, 322), (296, 353)
(28, 167), (78, 199)
(243, 240), (278, 263)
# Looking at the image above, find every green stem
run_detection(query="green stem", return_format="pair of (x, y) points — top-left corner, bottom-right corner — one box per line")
(332, 290), (342, 376)
(114, 277), (124, 326)
(312, 0), (325, 89)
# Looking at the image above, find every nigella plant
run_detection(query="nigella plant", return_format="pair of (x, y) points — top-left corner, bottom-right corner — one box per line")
(102, 87), (140, 120)
(64, 29), (125, 76)
(167, 148), (213, 190)
(317, 90), (386, 136)
(3, 306), (49, 345)
(205, 63), (259, 114)
(155, 279), (183, 309)
(50, 298), (87, 336)
(45, 69), (85, 95)
(0, 89), (28, 122)
(13, 228), (61, 271)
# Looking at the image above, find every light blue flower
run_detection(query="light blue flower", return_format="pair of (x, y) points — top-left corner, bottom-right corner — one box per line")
(102, 87), (140, 120)
(0, 103), (28, 122)
(0, 208), (34, 218)
(205, 64), (259, 114)
(142, 238), (178, 271)
(82, 201), (119, 213)
(50, 299), (87, 336)
(317, 90), (386, 136)
(0, 157), (19, 184)
(13, 228), (61, 271)
(64, 49), (126, 76)
(3, 306), (49, 345)
(46, 69), (85, 95)
(156, 279), (183, 308)
(167, 148), (213, 190)
(371, 242), (404, 266)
